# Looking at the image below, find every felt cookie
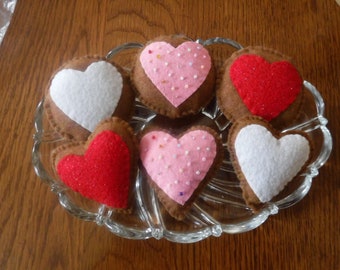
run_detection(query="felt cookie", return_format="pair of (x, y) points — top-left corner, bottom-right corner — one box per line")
(227, 116), (313, 210)
(52, 117), (138, 212)
(44, 56), (135, 141)
(139, 126), (223, 220)
(216, 46), (304, 129)
(132, 35), (216, 118)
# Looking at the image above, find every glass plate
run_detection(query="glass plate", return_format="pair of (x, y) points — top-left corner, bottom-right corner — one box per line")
(32, 38), (332, 243)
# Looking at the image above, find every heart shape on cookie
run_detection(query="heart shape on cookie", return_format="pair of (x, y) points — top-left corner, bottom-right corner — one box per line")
(229, 118), (312, 203)
(140, 41), (211, 107)
(50, 61), (123, 132)
(140, 129), (218, 206)
(230, 54), (302, 121)
(54, 118), (136, 209)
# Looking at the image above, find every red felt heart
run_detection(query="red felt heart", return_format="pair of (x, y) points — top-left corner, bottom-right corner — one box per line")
(230, 54), (302, 121)
(56, 130), (131, 208)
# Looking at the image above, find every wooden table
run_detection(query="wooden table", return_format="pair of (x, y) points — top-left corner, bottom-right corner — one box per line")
(0, 0), (339, 269)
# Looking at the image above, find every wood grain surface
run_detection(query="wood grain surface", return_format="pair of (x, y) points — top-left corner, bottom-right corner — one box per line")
(0, 0), (339, 269)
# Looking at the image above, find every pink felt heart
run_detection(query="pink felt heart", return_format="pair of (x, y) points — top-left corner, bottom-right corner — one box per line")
(56, 130), (131, 208)
(139, 41), (211, 107)
(230, 54), (302, 121)
(140, 130), (217, 205)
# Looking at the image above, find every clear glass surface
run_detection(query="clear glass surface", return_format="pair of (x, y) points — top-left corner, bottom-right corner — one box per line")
(32, 38), (332, 243)
(0, 0), (17, 44)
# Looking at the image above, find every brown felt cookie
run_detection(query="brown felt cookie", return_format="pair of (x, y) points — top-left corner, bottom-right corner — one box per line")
(52, 117), (138, 213)
(131, 35), (216, 119)
(44, 56), (135, 141)
(217, 46), (305, 130)
(227, 116), (313, 211)
(139, 125), (223, 220)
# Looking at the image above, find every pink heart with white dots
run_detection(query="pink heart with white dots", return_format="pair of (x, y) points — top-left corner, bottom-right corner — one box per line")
(140, 129), (217, 205)
(139, 41), (211, 107)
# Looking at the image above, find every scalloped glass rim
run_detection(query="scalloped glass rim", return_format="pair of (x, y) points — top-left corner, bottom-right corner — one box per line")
(32, 38), (332, 243)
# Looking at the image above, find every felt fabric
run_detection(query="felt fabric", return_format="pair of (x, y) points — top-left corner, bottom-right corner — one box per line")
(234, 124), (310, 202)
(50, 61), (123, 132)
(139, 41), (211, 107)
(230, 54), (302, 121)
(56, 130), (131, 208)
(140, 130), (217, 205)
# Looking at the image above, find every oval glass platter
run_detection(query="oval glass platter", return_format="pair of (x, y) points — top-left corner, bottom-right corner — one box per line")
(32, 38), (332, 243)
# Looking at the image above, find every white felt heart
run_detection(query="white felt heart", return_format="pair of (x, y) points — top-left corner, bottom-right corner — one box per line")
(234, 124), (310, 202)
(50, 61), (122, 132)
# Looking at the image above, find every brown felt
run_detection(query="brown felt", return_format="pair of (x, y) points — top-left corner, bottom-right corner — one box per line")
(139, 125), (223, 221)
(131, 35), (216, 119)
(52, 117), (139, 213)
(44, 56), (135, 141)
(227, 116), (314, 212)
(216, 46), (305, 130)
